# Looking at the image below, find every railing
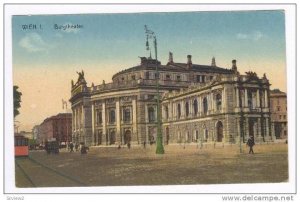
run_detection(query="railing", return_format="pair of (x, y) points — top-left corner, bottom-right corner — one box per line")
(88, 79), (190, 93)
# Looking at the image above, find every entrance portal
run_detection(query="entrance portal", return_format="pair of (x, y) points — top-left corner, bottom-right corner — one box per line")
(109, 131), (116, 145)
(124, 130), (131, 144)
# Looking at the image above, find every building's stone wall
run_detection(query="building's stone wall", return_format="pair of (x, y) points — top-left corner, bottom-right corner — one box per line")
(70, 57), (276, 146)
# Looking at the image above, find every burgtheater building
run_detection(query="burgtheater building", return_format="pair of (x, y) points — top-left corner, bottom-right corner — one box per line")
(70, 53), (275, 146)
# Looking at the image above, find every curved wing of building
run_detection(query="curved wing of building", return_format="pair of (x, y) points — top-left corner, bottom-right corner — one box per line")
(70, 54), (274, 146)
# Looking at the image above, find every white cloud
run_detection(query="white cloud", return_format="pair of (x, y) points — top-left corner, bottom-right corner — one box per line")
(236, 33), (248, 39)
(236, 31), (264, 41)
(253, 31), (263, 41)
(55, 33), (63, 38)
(19, 33), (49, 52)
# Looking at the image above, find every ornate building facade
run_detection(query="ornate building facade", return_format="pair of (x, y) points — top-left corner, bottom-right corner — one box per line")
(70, 53), (275, 146)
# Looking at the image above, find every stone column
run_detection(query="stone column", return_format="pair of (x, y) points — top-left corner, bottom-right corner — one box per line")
(181, 100), (184, 119)
(198, 96), (201, 116)
(256, 89), (260, 108)
(172, 102), (175, 120)
(245, 117), (249, 140)
(264, 89), (268, 108)
(237, 118), (241, 141)
(189, 98), (193, 117)
(102, 101), (106, 144)
(236, 88), (239, 107)
(145, 104), (149, 122)
(81, 105), (83, 143)
(132, 98), (138, 143)
(116, 99), (121, 143)
(169, 102), (172, 120)
(244, 89), (248, 107)
(266, 118), (270, 138)
(211, 94), (214, 113)
(146, 126), (149, 144)
(74, 108), (77, 132)
(91, 102), (95, 145)
(207, 94), (211, 114)
(271, 122), (275, 140)
(222, 88), (226, 113)
(257, 118), (262, 138)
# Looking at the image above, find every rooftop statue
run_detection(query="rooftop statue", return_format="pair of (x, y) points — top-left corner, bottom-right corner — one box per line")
(76, 70), (85, 83)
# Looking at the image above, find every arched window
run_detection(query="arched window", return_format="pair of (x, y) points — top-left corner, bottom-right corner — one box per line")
(109, 109), (115, 123)
(185, 102), (189, 117)
(193, 99), (198, 115)
(148, 107), (155, 122)
(216, 94), (222, 111)
(177, 103), (181, 119)
(203, 97), (208, 115)
(123, 108), (131, 122)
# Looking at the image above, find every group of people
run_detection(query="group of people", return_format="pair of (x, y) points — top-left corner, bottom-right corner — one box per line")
(68, 142), (88, 154)
(117, 142), (132, 149)
(66, 137), (255, 154)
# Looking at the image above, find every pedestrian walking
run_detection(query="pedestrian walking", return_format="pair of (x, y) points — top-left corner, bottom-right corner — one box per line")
(75, 143), (79, 152)
(247, 136), (255, 154)
(69, 142), (74, 152)
(81, 144), (87, 154)
(127, 142), (131, 149)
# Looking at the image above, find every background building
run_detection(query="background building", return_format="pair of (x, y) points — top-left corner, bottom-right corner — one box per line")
(70, 53), (275, 146)
(18, 131), (33, 140)
(38, 113), (72, 145)
(270, 89), (288, 139)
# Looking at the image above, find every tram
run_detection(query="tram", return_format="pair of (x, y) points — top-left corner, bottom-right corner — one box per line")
(14, 135), (29, 157)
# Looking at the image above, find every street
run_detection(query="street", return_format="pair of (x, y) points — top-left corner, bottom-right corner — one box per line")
(15, 143), (288, 187)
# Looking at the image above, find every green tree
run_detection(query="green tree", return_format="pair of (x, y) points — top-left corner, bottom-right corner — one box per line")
(13, 85), (22, 118)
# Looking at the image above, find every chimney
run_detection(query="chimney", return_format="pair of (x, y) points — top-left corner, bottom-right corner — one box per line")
(232, 59), (237, 72)
(211, 57), (216, 67)
(168, 52), (174, 63)
(187, 55), (192, 68)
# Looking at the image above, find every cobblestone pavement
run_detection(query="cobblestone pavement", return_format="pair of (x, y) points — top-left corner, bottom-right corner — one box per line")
(15, 143), (288, 187)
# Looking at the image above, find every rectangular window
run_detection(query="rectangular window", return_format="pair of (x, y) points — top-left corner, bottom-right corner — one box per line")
(202, 75), (206, 83)
(109, 110), (115, 123)
(155, 72), (160, 79)
(131, 75), (136, 80)
(123, 109), (131, 122)
(196, 75), (201, 82)
(166, 74), (171, 80)
(177, 75), (181, 81)
(145, 72), (150, 79)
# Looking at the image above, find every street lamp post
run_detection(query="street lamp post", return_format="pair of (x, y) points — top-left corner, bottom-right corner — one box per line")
(145, 25), (164, 154)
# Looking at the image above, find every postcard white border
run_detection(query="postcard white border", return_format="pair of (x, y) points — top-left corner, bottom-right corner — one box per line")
(3, 4), (296, 194)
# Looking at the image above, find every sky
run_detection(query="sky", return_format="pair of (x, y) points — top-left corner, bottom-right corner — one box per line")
(12, 10), (287, 131)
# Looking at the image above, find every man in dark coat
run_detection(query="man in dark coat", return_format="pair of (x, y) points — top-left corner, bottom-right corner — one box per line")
(69, 142), (74, 152)
(247, 136), (255, 154)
